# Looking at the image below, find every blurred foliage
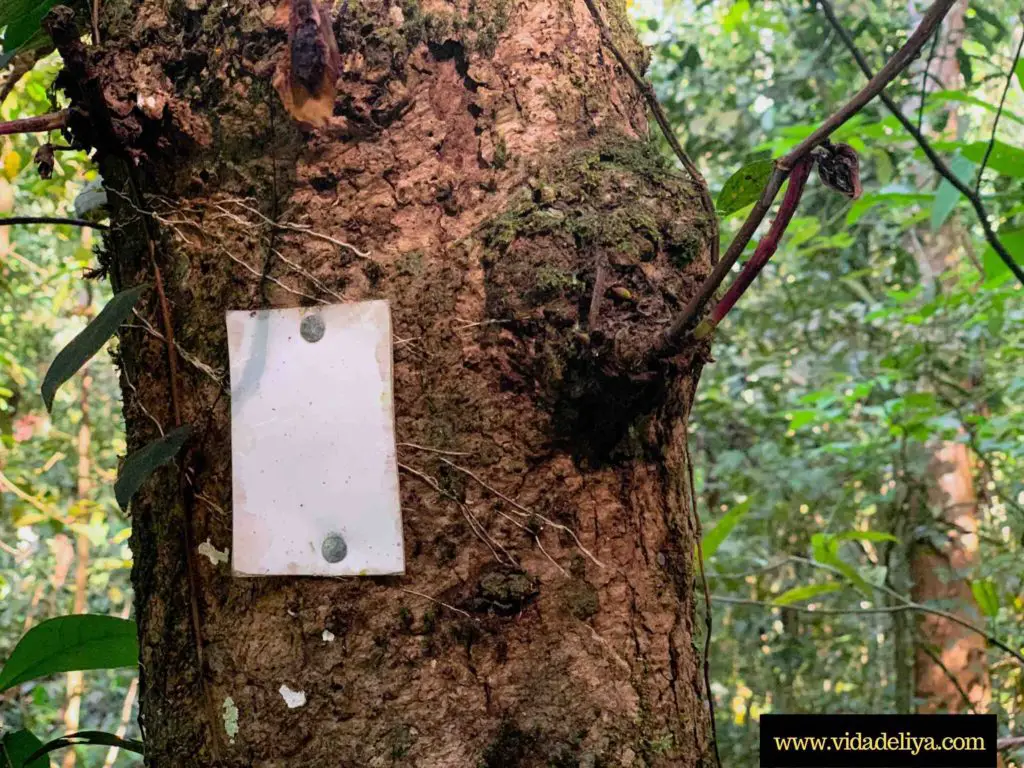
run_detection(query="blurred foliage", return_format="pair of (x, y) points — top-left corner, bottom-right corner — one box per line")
(633, 0), (1023, 764)
(0, 57), (138, 766)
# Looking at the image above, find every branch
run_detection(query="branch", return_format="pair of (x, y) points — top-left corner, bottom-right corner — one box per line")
(0, 216), (107, 229)
(999, 736), (1024, 752)
(692, 155), (815, 340)
(648, 0), (960, 359)
(0, 109), (68, 136)
(817, 0), (1024, 287)
(711, 595), (1024, 669)
(582, 0), (719, 264)
(975, 21), (1024, 194)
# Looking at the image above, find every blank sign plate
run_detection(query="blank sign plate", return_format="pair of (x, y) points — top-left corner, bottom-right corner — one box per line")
(227, 301), (404, 576)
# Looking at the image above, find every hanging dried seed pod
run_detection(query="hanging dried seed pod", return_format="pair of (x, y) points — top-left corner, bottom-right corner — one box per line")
(813, 140), (862, 199)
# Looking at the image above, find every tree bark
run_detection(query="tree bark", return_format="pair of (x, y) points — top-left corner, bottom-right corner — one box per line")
(50, 0), (716, 764)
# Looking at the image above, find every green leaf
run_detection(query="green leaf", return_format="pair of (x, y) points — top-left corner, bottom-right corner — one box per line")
(970, 580), (999, 618)
(982, 230), (1024, 288)
(24, 732), (144, 765)
(951, 140), (1024, 179)
(928, 89), (1023, 125)
(41, 284), (148, 412)
(1017, 58), (1024, 90)
(114, 425), (191, 509)
(1, 730), (47, 768)
(955, 49), (973, 85)
(701, 500), (751, 560)
(1, 0), (58, 55)
(834, 530), (899, 544)
(0, 615), (138, 692)
(931, 154), (974, 232)
(845, 192), (931, 226)
(716, 160), (773, 217)
(810, 533), (873, 598)
(787, 410), (817, 429)
(773, 582), (842, 606)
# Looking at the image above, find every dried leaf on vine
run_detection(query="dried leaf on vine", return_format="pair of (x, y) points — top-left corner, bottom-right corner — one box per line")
(814, 141), (862, 199)
(271, 0), (340, 128)
(34, 143), (55, 179)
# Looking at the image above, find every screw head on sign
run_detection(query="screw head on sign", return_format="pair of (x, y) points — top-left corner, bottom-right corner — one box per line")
(321, 533), (347, 563)
(300, 314), (325, 343)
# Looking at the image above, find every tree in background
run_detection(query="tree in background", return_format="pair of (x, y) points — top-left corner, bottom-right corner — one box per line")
(633, 0), (1023, 763)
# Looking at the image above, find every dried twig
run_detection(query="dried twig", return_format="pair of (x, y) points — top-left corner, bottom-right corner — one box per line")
(582, 0), (719, 264)
(0, 110), (68, 136)
(215, 198), (372, 259)
(398, 462), (516, 566)
(974, 22), (1024, 194)
(649, 0), (961, 359)
(436, 457), (604, 568)
(685, 419), (721, 768)
(816, 0), (1024, 287)
(0, 216), (108, 229)
(916, 29), (941, 132)
(128, 311), (225, 385)
(91, 0), (101, 45)
(399, 588), (473, 620)
(396, 442), (471, 457)
(712, 595), (1024, 669)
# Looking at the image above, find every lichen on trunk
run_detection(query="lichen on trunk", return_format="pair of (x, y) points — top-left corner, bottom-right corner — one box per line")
(48, 0), (718, 764)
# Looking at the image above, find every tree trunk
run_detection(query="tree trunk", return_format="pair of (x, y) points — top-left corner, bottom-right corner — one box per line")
(903, 0), (990, 715)
(49, 0), (716, 764)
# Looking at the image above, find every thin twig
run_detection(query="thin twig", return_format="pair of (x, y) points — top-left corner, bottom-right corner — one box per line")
(917, 29), (941, 133)
(0, 216), (108, 229)
(685, 431), (721, 768)
(216, 199), (372, 259)
(271, 248), (346, 302)
(649, 0), (961, 358)
(917, 639), (977, 714)
(817, 0), (1024, 287)
(581, 0), (719, 264)
(712, 596), (1024, 669)
(0, 468), (65, 520)
(219, 247), (325, 304)
(399, 588), (473, 619)
(0, 110), (68, 136)
(974, 23), (1024, 194)
(396, 442), (471, 457)
(128, 312), (225, 385)
(397, 446), (566, 574)
(398, 462), (516, 566)
(999, 736), (1024, 751)
(91, 0), (101, 45)
(436, 457), (604, 568)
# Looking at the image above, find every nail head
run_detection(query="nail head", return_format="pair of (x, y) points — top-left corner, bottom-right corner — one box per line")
(321, 533), (347, 563)
(300, 315), (325, 343)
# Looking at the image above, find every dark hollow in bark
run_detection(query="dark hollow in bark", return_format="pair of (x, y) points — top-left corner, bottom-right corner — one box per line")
(47, 0), (718, 765)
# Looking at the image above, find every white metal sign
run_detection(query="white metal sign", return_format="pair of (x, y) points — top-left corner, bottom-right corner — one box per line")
(227, 301), (404, 576)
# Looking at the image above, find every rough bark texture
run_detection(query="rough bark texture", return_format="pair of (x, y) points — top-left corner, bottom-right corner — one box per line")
(53, 0), (716, 764)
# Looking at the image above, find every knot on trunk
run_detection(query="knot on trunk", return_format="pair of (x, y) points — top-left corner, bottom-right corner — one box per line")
(479, 135), (713, 460)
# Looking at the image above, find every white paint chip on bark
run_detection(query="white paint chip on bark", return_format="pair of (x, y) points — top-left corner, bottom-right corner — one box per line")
(198, 539), (229, 565)
(222, 697), (239, 744)
(279, 685), (307, 709)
